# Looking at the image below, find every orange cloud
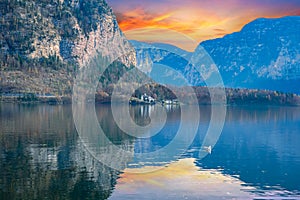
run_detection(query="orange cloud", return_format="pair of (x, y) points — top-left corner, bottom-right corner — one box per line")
(116, 8), (175, 30)
(110, 1), (300, 51)
(117, 7), (235, 51)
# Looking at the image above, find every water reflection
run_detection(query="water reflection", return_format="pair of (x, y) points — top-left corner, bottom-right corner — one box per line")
(0, 104), (119, 200)
(0, 104), (300, 199)
(196, 106), (300, 197)
(110, 158), (255, 200)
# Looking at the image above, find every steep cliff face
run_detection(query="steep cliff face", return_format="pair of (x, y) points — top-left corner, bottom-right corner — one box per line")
(0, 0), (136, 95)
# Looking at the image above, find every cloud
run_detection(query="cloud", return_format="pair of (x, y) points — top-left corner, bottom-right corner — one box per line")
(214, 28), (226, 33)
(108, 0), (300, 51)
(115, 8), (175, 30)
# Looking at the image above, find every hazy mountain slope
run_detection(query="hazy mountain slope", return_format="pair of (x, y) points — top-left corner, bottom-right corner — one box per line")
(130, 17), (300, 94)
(200, 16), (300, 93)
(130, 40), (201, 86)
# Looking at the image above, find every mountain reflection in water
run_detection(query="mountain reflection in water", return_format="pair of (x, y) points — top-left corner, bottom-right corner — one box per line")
(0, 104), (300, 199)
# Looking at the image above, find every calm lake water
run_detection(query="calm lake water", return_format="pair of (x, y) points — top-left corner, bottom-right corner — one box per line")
(0, 103), (300, 199)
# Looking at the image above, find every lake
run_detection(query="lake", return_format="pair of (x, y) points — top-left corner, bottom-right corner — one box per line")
(0, 103), (300, 199)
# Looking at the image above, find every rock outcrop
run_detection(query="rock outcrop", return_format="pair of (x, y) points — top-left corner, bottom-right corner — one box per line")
(0, 0), (136, 95)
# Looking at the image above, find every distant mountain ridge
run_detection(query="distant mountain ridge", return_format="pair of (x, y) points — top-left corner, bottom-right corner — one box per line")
(200, 16), (300, 93)
(131, 41), (200, 85)
(131, 16), (300, 94)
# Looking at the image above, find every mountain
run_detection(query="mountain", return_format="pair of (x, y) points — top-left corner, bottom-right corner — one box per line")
(1, 5), (299, 101)
(131, 16), (300, 94)
(130, 40), (202, 86)
(0, 0), (136, 95)
(200, 16), (300, 94)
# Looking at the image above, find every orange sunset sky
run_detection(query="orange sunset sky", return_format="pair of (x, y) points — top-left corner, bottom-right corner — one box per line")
(107, 0), (300, 51)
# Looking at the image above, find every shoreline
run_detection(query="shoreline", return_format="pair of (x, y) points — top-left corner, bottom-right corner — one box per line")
(1, 96), (299, 107)
(1, 87), (300, 106)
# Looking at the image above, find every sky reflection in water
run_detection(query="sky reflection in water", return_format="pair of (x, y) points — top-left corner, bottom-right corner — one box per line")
(0, 104), (300, 199)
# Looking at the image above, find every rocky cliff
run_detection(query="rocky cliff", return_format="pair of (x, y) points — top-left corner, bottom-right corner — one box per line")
(0, 0), (136, 95)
